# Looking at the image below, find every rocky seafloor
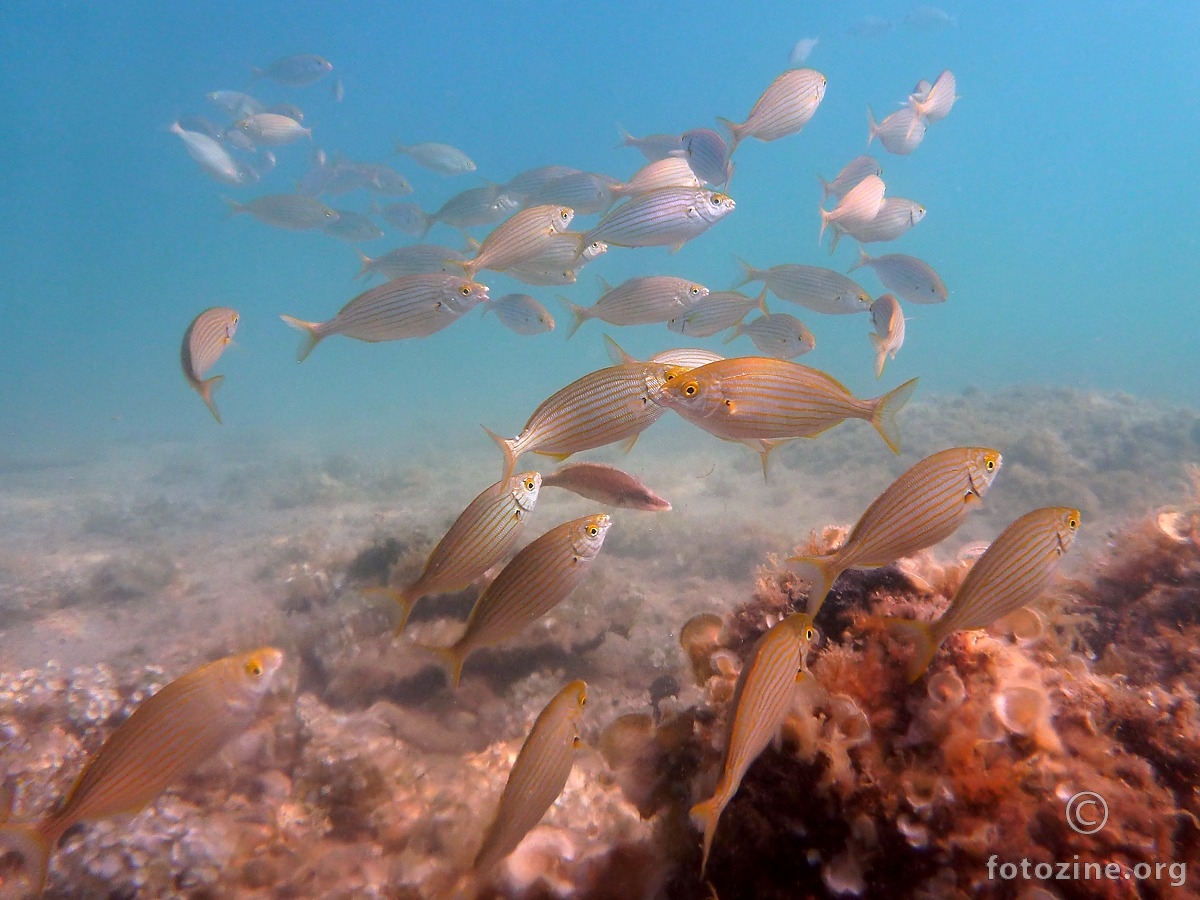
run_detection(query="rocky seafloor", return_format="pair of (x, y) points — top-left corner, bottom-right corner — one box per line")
(2, 385), (1199, 899)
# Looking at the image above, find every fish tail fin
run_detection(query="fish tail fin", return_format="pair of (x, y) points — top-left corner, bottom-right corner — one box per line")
(199, 375), (224, 424)
(818, 207), (831, 245)
(880, 617), (941, 682)
(613, 123), (634, 150)
(561, 297), (588, 339)
(0, 822), (54, 898)
(847, 247), (871, 274)
(416, 212), (433, 239)
(869, 332), (887, 379)
(731, 254), (758, 290)
(425, 643), (467, 689)
(866, 105), (878, 148)
(354, 250), (373, 281)
(817, 174), (832, 202)
(755, 286), (769, 314)
(870, 377), (919, 454)
(689, 796), (721, 876)
(785, 555), (838, 617)
(829, 227), (842, 255)
(716, 116), (742, 153)
(278, 314), (323, 362)
(222, 196), (247, 217)
(720, 324), (743, 345)
(482, 425), (517, 483)
(361, 585), (417, 632)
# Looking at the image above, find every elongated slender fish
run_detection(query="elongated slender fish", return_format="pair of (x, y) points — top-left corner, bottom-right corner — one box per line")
(735, 259), (872, 315)
(668, 289), (766, 338)
(869, 294), (905, 378)
(462, 205), (576, 278)
(616, 127), (685, 161)
(427, 515), (611, 686)
(725, 312), (816, 359)
(719, 68), (827, 151)
(819, 174), (884, 244)
(226, 194), (339, 230)
(355, 244), (466, 281)
(0, 648), (283, 898)
(252, 54), (332, 87)
(280, 273), (488, 360)
(485, 294), (555, 335)
(611, 157), (701, 198)
(378, 472), (540, 630)
(867, 106), (927, 155)
(582, 187), (735, 252)
(506, 235), (604, 286)
(321, 209), (384, 243)
(169, 122), (244, 186)
(848, 250), (947, 305)
(181, 307), (238, 424)
(564, 276), (708, 337)
(883, 507), (1080, 680)
(691, 613), (816, 874)
(788, 447), (1002, 616)
(841, 197), (925, 244)
(234, 113), (311, 146)
(542, 462), (671, 511)
(395, 141), (476, 175)
(485, 360), (690, 482)
(473, 681), (588, 873)
(908, 69), (958, 125)
(818, 155), (882, 201)
(374, 203), (435, 238)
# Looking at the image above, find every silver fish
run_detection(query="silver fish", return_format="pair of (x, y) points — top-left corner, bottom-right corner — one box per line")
(462, 205), (576, 278)
(819, 155), (883, 202)
(374, 202), (435, 237)
(266, 102), (305, 123)
(321, 209), (384, 243)
(252, 54), (333, 87)
(395, 141), (476, 175)
(485, 293), (555, 335)
(909, 69), (958, 124)
(848, 250), (947, 305)
(226, 194), (339, 230)
(867, 106), (927, 155)
(235, 113), (311, 146)
(819, 174), (885, 245)
(611, 157), (701, 198)
(720, 68), (827, 151)
(169, 122), (243, 186)
(616, 126), (685, 161)
(673, 128), (732, 187)
(528, 172), (617, 215)
(735, 259), (872, 315)
(355, 244), (468, 281)
(433, 184), (519, 230)
(869, 294), (905, 378)
(725, 312), (816, 359)
(206, 90), (264, 118)
(506, 233), (603, 286)
(668, 289), (766, 338)
(789, 38), (819, 65)
(583, 187), (735, 251)
(357, 162), (413, 196)
(565, 275), (709, 337)
(841, 197), (926, 244)
(503, 166), (581, 203)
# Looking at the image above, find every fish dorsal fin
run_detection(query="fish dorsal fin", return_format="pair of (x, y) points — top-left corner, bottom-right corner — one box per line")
(603, 334), (638, 365)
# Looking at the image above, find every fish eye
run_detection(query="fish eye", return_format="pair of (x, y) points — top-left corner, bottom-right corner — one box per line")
(1068, 517), (1078, 529)
(805, 626), (816, 641)
(587, 525), (599, 537)
(460, 285), (472, 296)
(985, 459), (995, 471)
(560, 209), (570, 220)
(684, 384), (697, 396)
(245, 660), (263, 677)
(525, 479), (536, 490)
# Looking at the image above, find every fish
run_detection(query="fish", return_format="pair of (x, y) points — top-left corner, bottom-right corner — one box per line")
(225, 194), (339, 231)
(485, 359), (691, 482)
(373, 202), (435, 237)
(908, 69), (958, 125)
(527, 172), (617, 216)
(847, 16), (894, 38)
(462, 205), (577, 279)
(788, 447), (1002, 616)
(869, 294), (906, 378)
(234, 112), (312, 146)
(564, 276), (709, 337)
(332, 75), (345, 102)
(279, 273), (489, 361)
(176, 115), (223, 139)
(841, 197), (926, 244)
(616, 126), (685, 161)
(610, 157), (701, 198)
(252, 54), (333, 87)
(542, 462), (672, 511)
(719, 68), (827, 151)
(818, 155), (883, 202)
(357, 162), (413, 196)
(867, 106), (927, 156)
(883, 507), (1080, 681)
(904, 6), (958, 31)
(321, 209), (384, 243)
(378, 472), (541, 630)
(668, 289), (767, 338)
(394, 141), (476, 175)
(582, 187), (735, 251)
(0, 648), (283, 898)
(432, 184), (519, 231)
(789, 38), (819, 65)
(506, 236), (605, 286)
(819, 174), (885, 244)
(657, 357), (920, 467)
(725, 313), (816, 359)
(206, 90), (264, 118)
(502, 166), (582, 203)
(485, 293), (556, 335)
(691, 613), (816, 874)
(473, 680), (588, 873)
(181, 307), (238, 424)
(672, 128), (732, 187)
(847, 250), (947, 305)
(355, 244), (467, 281)
(265, 102), (305, 123)
(646, 347), (726, 369)
(426, 515), (612, 686)
(168, 122), (244, 186)
(734, 259), (873, 315)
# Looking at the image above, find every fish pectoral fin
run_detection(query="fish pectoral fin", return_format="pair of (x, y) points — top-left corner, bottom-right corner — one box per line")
(533, 450), (574, 462)
(620, 433), (640, 454)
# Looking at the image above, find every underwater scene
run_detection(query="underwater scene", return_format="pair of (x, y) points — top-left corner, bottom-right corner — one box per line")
(2, 2), (1200, 897)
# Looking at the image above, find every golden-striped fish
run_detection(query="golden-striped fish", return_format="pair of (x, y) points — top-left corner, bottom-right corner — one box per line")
(657, 356), (919, 468)
(473, 680), (587, 874)
(848, 250), (948, 306)
(869, 294), (906, 378)
(426, 515), (611, 687)
(181, 306), (238, 424)
(789, 447), (1002, 617)
(461, 205), (577, 279)
(234, 112), (311, 146)
(563, 275), (709, 338)
(734, 259), (873, 316)
(279, 273), (489, 361)
(611, 157), (701, 198)
(668, 289), (767, 339)
(376, 472), (541, 630)
(725, 312), (816, 359)
(485, 360), (690, 482)
(819, 173), (885, 245)
(542, 462), (671, 511)
(0, 648), (283, 898)
(691, 613), (816, 874)
(719, 68), (827, 151)
(883, 507), (1080, 681)
(582, 186), (735, 252)
(225, 193), (338, 230)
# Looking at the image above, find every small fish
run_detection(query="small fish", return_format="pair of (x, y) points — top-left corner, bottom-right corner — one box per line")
(374, 202), (435, 237)
(427, 515), (611, 686)
(841, 197), (926, 244)
(616, 126), (685, 161)
(379, 472), (541, 629)
(819, 174), (885, 245)
(0, 648), (283, 898)
(691, 613), (816, 874)
(789, 447), (1002, 616)
(527, 172), (617, 216)
(357, 162), (413, 196)
(321, 209), (384, 243)
(818, 155), (883, 202)
(867, 106), (927, 155)
(280, 273), (488, 360)
(462, 205), (577, 279)
(355, 244), (466, 281)
(502, 165), (582, 204)
(904, 5), (957, 31)
(583, 187), (735, 252)
(725, 312), (816, 359)
(847, 16), (894, 38)
(908, 69), (958, 125)
(672, 128), (732, 187)
(181, 307), (238, 423)
(668, 289), (766, 338)
(485, 359), (690, 482)
(564, 276), (709, 337)
(265, 102), (305, 123)
(868, 294), (906, 378)
(485, 293), (556, 335)
(884, 507), (1080, 680)
(719, 68), (827, 152)
(331, 75), (345, 102)
(611, 157), (701, 198)
(169, 122), (244, 186)
(206, 90), (264, 118)
(433, 184), (519, 231)
(176, 115), (222, 139)
(473, 681), (588, 873)
(225, 193), (339, 230)
(506, 235), (605, 286)
(542, 462), (671, 511)
(322, 160), (373, 196)
(234, 112), (312, 146)
(735, 259), (872, 315)
(789, 38), (819, 65)
(847, 250), (947, 305)
(395, 140), (476, 175)
(252, 54), (333, 87)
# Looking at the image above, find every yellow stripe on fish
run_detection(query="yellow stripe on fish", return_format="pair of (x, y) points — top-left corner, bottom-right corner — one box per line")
(582, 186), (735, 252)
(691, 613), (817, 875)
(719, 68), (827, 151)
(181, 306), (238, 424)
(790, 447), (1002, 617)
(884, 507), (1081, 681)
(461, 204), (576, 279)
(0, 648), (283, 897)
(425, 514), (611, 687)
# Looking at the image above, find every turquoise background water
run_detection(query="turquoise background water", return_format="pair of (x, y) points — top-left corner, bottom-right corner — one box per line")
(2, 1), (1197, 459)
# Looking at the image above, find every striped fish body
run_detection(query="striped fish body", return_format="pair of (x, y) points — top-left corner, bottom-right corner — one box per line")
(433, 185), (517, 230)
(356, 244), (467, 281)
(791, 447), (1002, 615)
(669, 290), (765, 338)
(235, 112), (310, 146)
(464, 205), (576, 278)
(674, 128), (732, 187)
(503, 166), (582, 204)
(618, 128), (685, 162)
(437, 515), (611, 685)
(321, 209), (384, 242)
(736, 261), (872, 315)
(387, 472), (541, 628)
(181, 307), (238, 423)
(507, 238), (605, 286)
(729, 312), (816, 359)
(843, 198), (926, 243)
(566, 275), (709, 336)
(486, 294), (555, 335)
(227, 194), (338, 230)
(819, 155), (882, 202)
(720, 68), (827, 150)
(909, 69), (957, 124)
(849, 251), (948, 305)
(528, 172), (616, 215)
(582, 187), (735, 251)
(611, 157), (701, 198)
(867, 107), (927, 155)
(375, 203), (435, 238)
(691, 613), (815, 873)
(820, 174), (885, 244)
(395, 141), (476, 175)
(474, 680), (587, 872)
(649, 347), (725, 368)
(489, 361), (689, 481)
(869, 294), (906, 378)
(542, 462), (671, 511)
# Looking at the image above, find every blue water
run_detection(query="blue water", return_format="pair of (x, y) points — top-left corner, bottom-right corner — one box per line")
(2, 1), (1198, 457)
